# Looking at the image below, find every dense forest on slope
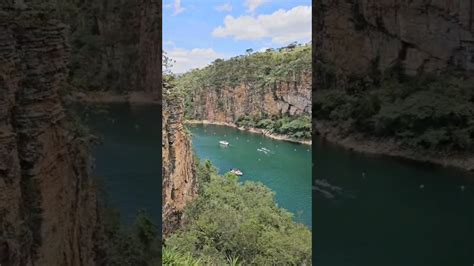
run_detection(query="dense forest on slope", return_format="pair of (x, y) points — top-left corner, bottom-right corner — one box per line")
(172, 44), (312, 140)
(175, 44), (311, 93)
(315, 68), (474, 153)
(163, 158), (312, 265)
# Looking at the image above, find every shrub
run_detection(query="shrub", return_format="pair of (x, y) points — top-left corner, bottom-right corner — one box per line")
(165, 161), (312, 265)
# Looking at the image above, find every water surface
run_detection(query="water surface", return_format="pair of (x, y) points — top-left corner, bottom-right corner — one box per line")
(314, 137), (474, 266)
(188, 124), (312, 228)
(83, 104), (162, 225)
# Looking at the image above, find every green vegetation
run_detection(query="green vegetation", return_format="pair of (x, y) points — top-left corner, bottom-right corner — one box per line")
(314, 69), (474, 153)
(174, 44), (311, 94)
(171, 44), (312, 140)
(236, 114), (312, 139)
(164, 158), (312, 265)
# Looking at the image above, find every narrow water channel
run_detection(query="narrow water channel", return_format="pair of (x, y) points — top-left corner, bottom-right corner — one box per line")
(188, 124), (313, 228)
(82, 104), (162, 225)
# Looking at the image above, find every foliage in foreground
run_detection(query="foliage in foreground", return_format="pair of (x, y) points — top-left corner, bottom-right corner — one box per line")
(164, 159), (312, 265)
(314, 69), (474, 153)
(98, 208), (160, 266)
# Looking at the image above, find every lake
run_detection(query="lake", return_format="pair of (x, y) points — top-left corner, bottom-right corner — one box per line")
(314, 137), (474, 265)
(83, 103), (473, 265)
(188, 124), (313, 228)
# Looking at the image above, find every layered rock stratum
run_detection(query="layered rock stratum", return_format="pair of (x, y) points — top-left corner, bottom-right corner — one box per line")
(0, 5), (98, 265)
(162, 94), (197, 236)
(188, 74), (312, 123)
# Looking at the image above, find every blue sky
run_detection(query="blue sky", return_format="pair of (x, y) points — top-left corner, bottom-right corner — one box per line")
(163, 0), (311, 73)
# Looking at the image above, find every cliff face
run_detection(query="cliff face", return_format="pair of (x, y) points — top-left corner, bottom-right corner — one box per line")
(20, 0), (161, 93)
(162, 94), (197, 236)
(316, 0), (474, 86)
(0, 7), (98, 265)
(138, 0), (161, 94)
(188, 74), (312, 123)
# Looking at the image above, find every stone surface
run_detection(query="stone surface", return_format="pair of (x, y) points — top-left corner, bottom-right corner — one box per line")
(316, 0), (474, 86)
(0, 7), (98, 265)
(162, 94), (197, 236)
(188, 73), (312, 123)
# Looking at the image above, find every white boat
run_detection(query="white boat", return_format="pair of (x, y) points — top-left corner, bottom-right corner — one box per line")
(230, 168), (243, 176)
(219, 140), (229, 147)
(257, 148), (268, 154)
(261, 147), (271, 152)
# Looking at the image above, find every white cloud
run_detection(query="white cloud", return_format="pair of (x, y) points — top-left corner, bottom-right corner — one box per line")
(172, 0), (185, 15)
(244, 0), (268, 13)
(215, 2), (232, 12)
(164, 40), (175, 47)
(212, 5), (311, 45)
(166, 48), (226, 74)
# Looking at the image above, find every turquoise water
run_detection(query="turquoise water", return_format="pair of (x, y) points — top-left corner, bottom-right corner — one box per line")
(188, 124), (312, 228)
(314, 137), (474, 265)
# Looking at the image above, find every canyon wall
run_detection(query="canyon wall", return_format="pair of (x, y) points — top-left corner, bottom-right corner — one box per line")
(188, 74), (312, 123)
(0, 6), (98, 265)
(316, 0), (474, 87)
(21, 0), (161, 93)
(162, 94), (197, 236)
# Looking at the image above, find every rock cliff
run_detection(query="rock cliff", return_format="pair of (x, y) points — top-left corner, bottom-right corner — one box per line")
(162, 94), (197, 236)
(188, 74), (312, 123)
(0, 6), (98, 265)
(179, 46), (312, 124)
(314, 0), (474, 168)
(316, 0), (474, 86)
(20, 0), (162, 93)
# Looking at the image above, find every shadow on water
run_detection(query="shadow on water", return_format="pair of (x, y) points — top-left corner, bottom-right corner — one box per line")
(313, 137), (474, 266)
(78, 103), (162, 227)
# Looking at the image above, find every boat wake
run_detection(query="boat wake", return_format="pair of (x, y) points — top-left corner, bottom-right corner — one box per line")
(313, 179), (344, 199)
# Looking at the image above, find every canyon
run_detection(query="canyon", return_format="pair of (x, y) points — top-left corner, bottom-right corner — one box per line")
(0, 0), (163, 264)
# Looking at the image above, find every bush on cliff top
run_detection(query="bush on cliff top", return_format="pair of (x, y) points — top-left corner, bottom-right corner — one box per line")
(236, 114), (312, 140)
(164, 159), (312, 265)
(174, 44), (311, 92)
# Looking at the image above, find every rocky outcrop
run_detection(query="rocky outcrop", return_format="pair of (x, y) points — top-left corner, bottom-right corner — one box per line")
(0, 7), (98, 265)
(188, 73), (312, 123)
(162, 94), (197, 236)
(316, 0), (474, 86)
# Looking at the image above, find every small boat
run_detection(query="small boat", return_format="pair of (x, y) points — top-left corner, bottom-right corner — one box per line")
(230, 168), (243, 176)
(219, 140), (229, 147)
(257, 148), (269, 154)
(261, 147), (271, 152)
